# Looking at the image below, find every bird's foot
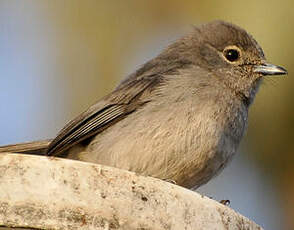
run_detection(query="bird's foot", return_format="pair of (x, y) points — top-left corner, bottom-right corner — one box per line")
(163, 178), (177, 185)
(219, 200), (230, 206)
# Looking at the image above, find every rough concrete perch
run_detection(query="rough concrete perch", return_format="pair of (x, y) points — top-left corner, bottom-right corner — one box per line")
(0, 153), (263, 230)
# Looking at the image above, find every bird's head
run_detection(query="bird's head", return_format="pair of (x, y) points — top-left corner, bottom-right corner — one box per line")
(160, 20), (287, 105)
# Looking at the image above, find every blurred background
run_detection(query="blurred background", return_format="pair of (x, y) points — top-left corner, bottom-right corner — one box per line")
(0, 1), (293, 229)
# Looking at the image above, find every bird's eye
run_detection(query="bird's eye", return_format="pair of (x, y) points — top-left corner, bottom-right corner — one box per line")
(223, 48), (240, 62)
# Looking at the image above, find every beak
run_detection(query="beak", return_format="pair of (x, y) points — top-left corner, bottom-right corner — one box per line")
(253, 62), (287, 76)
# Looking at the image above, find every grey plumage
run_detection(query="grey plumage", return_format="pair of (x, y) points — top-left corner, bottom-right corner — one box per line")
(0, 20), (286, 189)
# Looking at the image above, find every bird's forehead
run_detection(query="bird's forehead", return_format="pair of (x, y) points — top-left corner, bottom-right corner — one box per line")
(196, 21), (265, 58)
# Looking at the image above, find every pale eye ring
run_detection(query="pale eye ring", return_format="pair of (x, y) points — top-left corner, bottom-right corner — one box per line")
(223, 46), (241, 63)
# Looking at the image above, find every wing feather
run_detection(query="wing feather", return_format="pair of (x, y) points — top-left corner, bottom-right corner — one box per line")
(47, 76), (161, 156)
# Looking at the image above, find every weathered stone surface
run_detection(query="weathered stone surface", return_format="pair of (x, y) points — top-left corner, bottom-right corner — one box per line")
(0, 153), (263, 230)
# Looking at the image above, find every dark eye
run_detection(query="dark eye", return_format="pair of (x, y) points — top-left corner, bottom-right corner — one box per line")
(223, 48), (240, 62)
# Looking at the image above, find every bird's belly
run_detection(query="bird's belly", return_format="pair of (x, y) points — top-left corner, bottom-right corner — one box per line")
(70, 101), (246, 189)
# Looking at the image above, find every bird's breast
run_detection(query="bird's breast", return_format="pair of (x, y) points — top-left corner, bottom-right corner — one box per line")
(73, 95), (248, 189)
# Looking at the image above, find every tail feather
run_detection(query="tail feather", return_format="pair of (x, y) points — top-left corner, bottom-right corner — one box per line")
(0, 140), (51, 155)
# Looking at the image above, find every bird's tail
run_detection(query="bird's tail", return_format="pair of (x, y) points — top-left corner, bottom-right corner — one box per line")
(0, 140), (51, 155)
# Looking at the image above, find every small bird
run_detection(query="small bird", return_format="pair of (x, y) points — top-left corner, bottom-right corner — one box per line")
(0, 20), (287, 189)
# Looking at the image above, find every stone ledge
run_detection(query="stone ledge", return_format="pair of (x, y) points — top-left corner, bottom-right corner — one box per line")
(0, 153), (263, 230)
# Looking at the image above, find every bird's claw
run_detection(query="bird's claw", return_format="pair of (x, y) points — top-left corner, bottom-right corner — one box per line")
(220, 200), (230, 206)
(163, 179), (177, 185)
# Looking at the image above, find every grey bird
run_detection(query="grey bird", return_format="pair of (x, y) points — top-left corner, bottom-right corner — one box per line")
(0, 20), (287, 189)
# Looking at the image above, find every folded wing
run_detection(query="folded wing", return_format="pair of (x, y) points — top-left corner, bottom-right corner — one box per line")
(47, 76), (162, 156)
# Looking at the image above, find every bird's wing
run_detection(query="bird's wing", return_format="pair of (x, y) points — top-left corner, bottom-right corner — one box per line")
(47, 76), (162, 156)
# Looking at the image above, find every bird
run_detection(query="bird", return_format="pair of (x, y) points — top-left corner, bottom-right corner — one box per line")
(0, 20), (287, 189)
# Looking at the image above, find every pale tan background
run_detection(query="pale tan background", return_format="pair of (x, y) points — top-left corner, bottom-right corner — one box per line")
(0, 1), (293, 229)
